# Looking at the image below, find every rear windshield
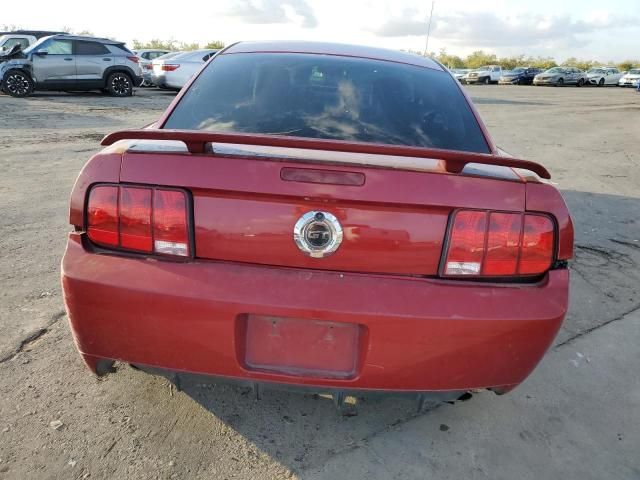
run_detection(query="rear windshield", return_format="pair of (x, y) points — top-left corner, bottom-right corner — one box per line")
(164, 53), (490, 153)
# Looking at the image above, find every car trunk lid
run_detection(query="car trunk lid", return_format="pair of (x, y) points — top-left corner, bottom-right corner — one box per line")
(118, 140), (527, 276)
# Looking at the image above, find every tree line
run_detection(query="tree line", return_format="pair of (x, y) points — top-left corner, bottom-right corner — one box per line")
(434, 49), (639, 72)
(132, 39), (226, 51)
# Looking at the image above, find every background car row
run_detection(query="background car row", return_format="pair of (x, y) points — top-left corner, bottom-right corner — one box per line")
(453, 64), (639, 88)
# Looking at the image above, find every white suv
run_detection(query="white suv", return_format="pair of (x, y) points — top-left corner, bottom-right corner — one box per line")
(463, 65), (502, 85)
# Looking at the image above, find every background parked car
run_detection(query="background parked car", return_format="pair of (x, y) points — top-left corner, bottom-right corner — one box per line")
(618, 68), (640, 87)
(0, 34), (142, 97)
(587, 67), (623, 87)
(533, 67), (587, 87)
(156, 49), (218, 90)
(0, 30), (64, 52)
(134, 49), (171, 87)
(463, 65), (502, 85)
(150, 51), (184, 88)
(450, 68), (471, 82)
(498, 67), (542, 85)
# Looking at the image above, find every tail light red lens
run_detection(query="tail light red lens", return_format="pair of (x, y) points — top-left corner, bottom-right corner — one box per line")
(87, 186), (119, 247)
(119, 187), (152, 252)
(519, 215), (555, 274)
(87, 185), (190, 257)
(153, 190), (189, 256)
(443, 210), (555, 277)
(127, 56), (139, 63)
(162, 64), (179, 71)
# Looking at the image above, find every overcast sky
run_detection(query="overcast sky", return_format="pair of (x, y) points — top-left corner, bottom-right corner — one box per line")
(3, 0), (639, 61)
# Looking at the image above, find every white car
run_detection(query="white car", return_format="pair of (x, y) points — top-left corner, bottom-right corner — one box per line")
(450, 68), (471, 82)
(462, 65), (502, 85)
(153, 49), (219, 90)
(587, 67), (623, 86)
(134, 49), (172, 87)
(618, 68), (640, 87)
(0, 34), (37, 52)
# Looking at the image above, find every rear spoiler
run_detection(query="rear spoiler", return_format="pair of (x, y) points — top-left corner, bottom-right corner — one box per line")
(101, 129), (551, 179)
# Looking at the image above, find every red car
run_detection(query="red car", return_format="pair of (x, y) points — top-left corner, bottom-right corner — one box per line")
(62, 42), (573, 405)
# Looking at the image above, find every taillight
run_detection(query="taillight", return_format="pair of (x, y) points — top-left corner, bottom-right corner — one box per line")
(162, 64), (179, 71)
(143, 63), (153, 70)
(87, 185), (190, 257)
(127, 56), (139, 63)
(443, 210), (554, 277)
(87, 186), (118, 247)
(153, 190), (189, 256)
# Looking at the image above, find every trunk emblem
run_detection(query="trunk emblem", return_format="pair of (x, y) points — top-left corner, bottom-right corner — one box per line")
(294, 211), (343, 258)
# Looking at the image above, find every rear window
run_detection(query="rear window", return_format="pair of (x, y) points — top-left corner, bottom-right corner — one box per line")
(164, 53), (490, 153)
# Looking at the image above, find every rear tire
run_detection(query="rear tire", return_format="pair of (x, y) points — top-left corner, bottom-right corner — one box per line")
(106, 72), (133, 97)
(577, 78), (585, 87)
(557, 78), (564, 87)
(598, 78), (604, 87)
(2, 70), (34, 97)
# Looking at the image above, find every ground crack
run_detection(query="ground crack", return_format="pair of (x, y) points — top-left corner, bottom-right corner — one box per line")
(0, 310), (66, 364)
(555, 302), (640, 348)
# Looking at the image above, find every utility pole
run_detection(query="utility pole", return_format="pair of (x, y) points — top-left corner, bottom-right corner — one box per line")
(424, 1), (435, 57)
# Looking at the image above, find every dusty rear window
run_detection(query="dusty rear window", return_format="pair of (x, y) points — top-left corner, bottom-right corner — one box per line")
(164, 52), (490, 154)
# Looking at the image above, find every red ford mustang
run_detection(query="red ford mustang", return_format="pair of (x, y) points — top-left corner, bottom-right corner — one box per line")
(62, 41), (573, 405)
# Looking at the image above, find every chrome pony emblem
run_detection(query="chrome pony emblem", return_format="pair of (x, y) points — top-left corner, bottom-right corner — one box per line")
(293, 211), (343, 258)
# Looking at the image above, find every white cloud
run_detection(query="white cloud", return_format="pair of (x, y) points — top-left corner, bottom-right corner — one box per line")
(224, 0), (318, 28)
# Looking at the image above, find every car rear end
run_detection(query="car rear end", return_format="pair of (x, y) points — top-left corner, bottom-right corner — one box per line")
(62, 44), (573, 397)
(151, 52), (184, 88)
(108, 42), (143, 87)
(164, 50), (217, 90)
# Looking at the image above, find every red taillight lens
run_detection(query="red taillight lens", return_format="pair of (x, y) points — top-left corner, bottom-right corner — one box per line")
(519, 215), (554, 274)
(127, 56), (139, 63)
(443, 210), (555, 278)
(484, 212), (522, 275)
(444, 210), (487, 275)
(143, 63), (153, 70)
(87, 186), (119, 247)
(119, 187), (152, 252)
(86, 185), (190, 257)
(162, 64), (179, 71)
(153, 190), (189, 257)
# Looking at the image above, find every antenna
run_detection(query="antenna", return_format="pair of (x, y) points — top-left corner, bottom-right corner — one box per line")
(424, 1), (435, 57)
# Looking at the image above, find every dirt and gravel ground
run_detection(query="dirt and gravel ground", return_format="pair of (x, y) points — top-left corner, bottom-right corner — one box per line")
(0, 85), (639, 480)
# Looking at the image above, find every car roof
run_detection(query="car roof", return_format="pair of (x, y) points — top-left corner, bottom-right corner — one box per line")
(222, 41), (444, 71)
(45, 34), (125, 45)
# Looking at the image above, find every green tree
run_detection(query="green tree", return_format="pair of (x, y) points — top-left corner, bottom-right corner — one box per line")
(204, 40), (226, 49)
(465, 50), (498, 69)
(618, 60), (639, 72)
(133, 39), (180, 50)
(436, 48), (465, 69)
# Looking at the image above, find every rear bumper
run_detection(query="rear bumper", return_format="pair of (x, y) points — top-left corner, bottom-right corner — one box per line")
(62, 233), (569, 393)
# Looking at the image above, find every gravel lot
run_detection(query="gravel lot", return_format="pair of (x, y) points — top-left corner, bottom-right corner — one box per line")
(1, 85), (639, 479)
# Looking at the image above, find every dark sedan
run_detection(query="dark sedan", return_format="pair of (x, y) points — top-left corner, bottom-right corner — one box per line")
(499, 67), (542, 85)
